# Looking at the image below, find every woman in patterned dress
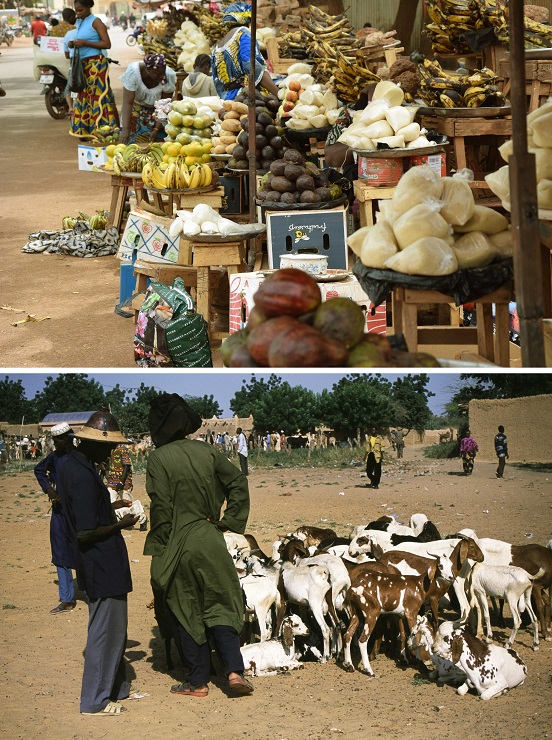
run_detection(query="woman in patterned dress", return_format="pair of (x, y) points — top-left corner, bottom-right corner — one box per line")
(67, 0), (118, 138)
(459, 430), (479, 476)
(211, 2), (278, 101)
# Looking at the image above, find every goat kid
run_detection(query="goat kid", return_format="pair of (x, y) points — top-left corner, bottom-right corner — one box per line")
(407, 616), (466, 685)
(433, 624), (527, 700)
(240, 614), (309, 677)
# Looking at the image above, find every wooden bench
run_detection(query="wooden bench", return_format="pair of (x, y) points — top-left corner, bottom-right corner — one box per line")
(107, 174), (150, 233)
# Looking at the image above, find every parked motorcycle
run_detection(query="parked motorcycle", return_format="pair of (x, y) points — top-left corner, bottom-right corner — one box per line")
(38, 63), (68, 118)
(12, 25), (23, 38)
(126, 24), (144, 46)
(0, 26), (15, 46)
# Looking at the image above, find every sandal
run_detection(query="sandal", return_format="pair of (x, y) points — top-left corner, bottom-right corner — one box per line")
(170, 682), (209, 698)
(81, 701), (126, 716)
(228, 674), (254, 695)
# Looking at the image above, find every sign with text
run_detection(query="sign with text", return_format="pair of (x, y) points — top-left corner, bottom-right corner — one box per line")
(266, 208), (348, 270)
(39, 36), (65, 53)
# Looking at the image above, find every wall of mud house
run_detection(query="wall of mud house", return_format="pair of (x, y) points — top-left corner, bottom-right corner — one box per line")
(468, 394), (552, 462)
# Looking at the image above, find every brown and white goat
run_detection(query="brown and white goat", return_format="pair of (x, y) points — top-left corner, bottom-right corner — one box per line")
(342, 561), (437, 676)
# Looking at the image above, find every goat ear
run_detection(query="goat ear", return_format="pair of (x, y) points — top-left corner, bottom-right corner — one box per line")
(459, 539), (468, 567)
(451, 633), (463, 664)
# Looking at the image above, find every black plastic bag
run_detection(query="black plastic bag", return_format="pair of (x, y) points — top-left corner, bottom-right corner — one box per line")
(353, 259), (514, 309)
(68, 50), (86, 93)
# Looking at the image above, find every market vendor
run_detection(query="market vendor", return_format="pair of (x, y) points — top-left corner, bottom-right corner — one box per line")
(211, 1), (278, 101)
(119, 53), (177, 144)
(182, 54), (217, 98)
(325, 84), (377, 205)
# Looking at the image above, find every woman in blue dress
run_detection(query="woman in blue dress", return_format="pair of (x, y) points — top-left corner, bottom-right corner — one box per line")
(67, 0), (118, 138)
(211, 2), (278, 101)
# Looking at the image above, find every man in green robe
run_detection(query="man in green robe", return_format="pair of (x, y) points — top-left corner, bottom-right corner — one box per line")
(144, 393), (253, 698)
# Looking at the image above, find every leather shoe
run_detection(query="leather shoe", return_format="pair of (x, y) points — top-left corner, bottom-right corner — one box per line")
(50, 602), (76, 614)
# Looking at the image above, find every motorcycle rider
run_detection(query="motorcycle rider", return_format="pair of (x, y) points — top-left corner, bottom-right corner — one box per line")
(128, 12), (136, 28)
(119, 11), (128, 30)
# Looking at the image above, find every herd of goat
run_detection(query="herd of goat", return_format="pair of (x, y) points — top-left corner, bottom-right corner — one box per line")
(222, 515), (551, 700)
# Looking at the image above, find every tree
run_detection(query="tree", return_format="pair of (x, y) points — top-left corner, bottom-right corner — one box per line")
(31, 374), (107, 420)
(185, 394), (222, 419)
(0, 376), (31, 424)
(104, 384), (130, 417)
(253, 382), (322, 435)
(230, 374), (283, 418)
(390, 375), (434, 432)
(319, 374), (398, 434)
(456, 374), (552, 400)
(116, 383), (161, 436)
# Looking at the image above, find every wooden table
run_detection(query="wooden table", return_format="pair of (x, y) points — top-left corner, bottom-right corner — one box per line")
(392, 281), (515, 367)
(146, 186), (225, 218)
(417, 114), (512, 195)
(107, 174), (149, 232)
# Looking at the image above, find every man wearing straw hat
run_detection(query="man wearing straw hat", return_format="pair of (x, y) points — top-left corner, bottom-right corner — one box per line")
(57, 409), (139, 716)
(34, 422), (77, 614)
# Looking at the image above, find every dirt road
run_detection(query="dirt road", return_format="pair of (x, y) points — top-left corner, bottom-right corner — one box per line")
(1, 447), (551, 739)
(0, 32), (151, 367)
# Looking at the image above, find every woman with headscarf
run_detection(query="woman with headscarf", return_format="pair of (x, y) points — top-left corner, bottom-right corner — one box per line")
(144, 393), (254, 698)
(49, 7), (76, 37)
(67, 0), (118, 138)
(460, 430), (478, 476)
(119, 53), (176, 144)
(211, 1), (278, 100)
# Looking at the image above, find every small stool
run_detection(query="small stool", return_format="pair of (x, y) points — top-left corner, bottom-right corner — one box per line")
(353, 180), (396, 227)
(392, 281), (514, 366)
(191, 238), (247, 341)
(107, 174), (149, 232)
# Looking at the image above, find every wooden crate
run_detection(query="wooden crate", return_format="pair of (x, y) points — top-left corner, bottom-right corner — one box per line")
(353, 180), (396, 227)
(266, 36), (299, 75)
(498, 57), (552, 112)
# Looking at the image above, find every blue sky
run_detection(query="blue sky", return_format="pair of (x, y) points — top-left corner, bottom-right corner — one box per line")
(7, 371), (464, 416)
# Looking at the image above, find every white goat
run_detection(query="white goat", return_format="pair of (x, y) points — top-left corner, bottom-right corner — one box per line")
(240, 557), (281, 643)
(468, 562), (540, 650)
(433, 625), (528, 700)
(240, 614), (309, 677)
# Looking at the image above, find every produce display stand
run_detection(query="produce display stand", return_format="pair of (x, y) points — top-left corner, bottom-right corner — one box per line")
(360, 44), (405, 75)
(391, 281), (514, 367)
(416, 110), (512, 196)
(107, 173), (150, 232)
(498, 52), (552, 113)
(265, 36), (303, 75)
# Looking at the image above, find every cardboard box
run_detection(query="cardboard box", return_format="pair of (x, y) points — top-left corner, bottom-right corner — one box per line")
(229, 271), (386, 335)
(78, 145), (108, 173)
(117, 208), (181, 265)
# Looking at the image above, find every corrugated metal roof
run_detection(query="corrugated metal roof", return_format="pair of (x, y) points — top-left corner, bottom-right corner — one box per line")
(41, 412), (96, 424)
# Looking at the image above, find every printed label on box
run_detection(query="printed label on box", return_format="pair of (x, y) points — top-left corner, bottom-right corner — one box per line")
(117, 209), (180, 264)
(39, 36), (64, 53)
(77, 145), (108, 173)
(229, 272), (386, 336)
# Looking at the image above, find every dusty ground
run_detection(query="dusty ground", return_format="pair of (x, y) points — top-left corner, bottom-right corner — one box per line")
(0, 33), (226, 367)
(1, 444), (551, 740)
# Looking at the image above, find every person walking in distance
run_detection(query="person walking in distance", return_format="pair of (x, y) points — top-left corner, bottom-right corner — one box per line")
(237, 427), (248, 476)
(460, 430), (478, 476)
(57, 409), (138, 716)
(393, 427), (409, 459)
(33, 422), (76, 614)
(364, 428), (386, 489)
(494, 425), (509, 479)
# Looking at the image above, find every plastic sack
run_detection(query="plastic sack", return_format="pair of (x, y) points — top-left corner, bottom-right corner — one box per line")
(439, 177), (475, 226)
(360, 221), (398, 268)
(452, 231), (496, 269)
(358, 99), (390, 125)
(134, 278), (212, 368)
(531, 112), (552, 148)
(484, 166), (510, 203)
(372, 80), (404, 106)
(455, 205), (509, 235)
(393, 200), (451, 249)
(384, 236), (458, 276)
(538, 179), (552, 209)
(391, 164), (444, 219)
(385, 106), (411, 133)
(347, 225), (372, 256)
(489, 229), (513, 258)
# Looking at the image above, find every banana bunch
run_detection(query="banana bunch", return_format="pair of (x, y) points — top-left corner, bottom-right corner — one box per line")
(140, 35), (180, 70)
(88, 210), (109, 230)
(424, 0), (481, 54)
(193, 1), (234, 43)
(281, 6), (379, 102)
(418, 59), (507, 108)
(110, 144), (165, 176)
(142, 159), (214, 191)
(61, 212), (89, 230)
(472, 0), (552, 49)
(146, 19), (168, 36)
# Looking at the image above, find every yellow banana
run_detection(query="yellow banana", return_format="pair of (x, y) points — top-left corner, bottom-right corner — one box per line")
(189, 165), (202, 190)
(152, 167), (167, 189)
(141, 163), (154, 187)
(201, 163), (212, 188)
